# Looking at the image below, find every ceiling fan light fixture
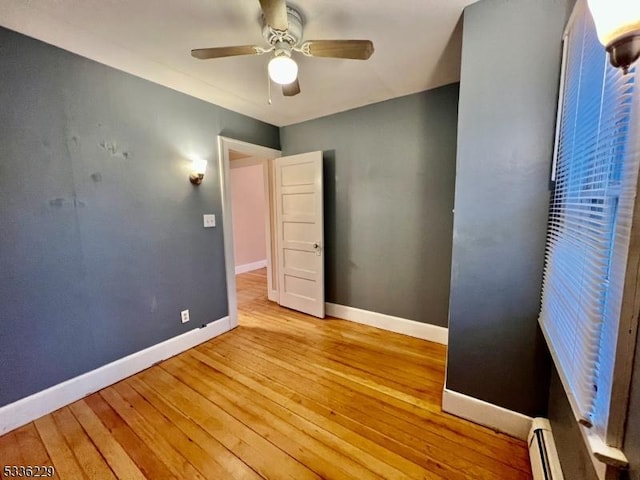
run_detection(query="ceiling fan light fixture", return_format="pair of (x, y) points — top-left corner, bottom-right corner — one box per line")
(268, 54), (298, 85)
(587, 0), (640, 72)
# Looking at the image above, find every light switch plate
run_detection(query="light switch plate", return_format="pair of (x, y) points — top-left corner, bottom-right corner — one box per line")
(203, 214), (216, 228)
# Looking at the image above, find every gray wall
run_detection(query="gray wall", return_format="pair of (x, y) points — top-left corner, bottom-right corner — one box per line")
(0, 27), (279, 407)
(622, 341), (640, 480)
(280, 85), (459, 327)
(547, 342), (640, 480)
(446, 0), (574, 416)
(547, 368), (600, 480)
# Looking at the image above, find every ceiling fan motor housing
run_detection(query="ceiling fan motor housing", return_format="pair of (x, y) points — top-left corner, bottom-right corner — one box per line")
(261, 6), (303, 47)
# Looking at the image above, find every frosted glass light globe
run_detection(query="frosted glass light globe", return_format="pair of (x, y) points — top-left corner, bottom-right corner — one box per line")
(192, 158), (207, 175)
(268, 55), (298, 85)
(587, 0), (640, 47)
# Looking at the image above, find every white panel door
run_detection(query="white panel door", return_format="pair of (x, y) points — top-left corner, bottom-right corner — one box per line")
(275, 151), (324, 318)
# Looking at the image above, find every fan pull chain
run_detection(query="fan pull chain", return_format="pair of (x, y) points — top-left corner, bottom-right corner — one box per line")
(267, 68), (272, 105)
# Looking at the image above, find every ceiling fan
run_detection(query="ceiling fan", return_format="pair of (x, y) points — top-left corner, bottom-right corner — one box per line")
(191, 0), (374, 97)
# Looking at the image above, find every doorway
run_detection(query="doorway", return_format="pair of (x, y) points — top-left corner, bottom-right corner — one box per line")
(218, 136), (325, 326)
(218, 137), (281, 328)
(229, 151), (268, 277)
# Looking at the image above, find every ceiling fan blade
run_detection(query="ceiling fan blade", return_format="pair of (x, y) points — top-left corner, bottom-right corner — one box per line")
(300, 40), (374, 60)
(191, 45), (262, 60)
(259, 0), (288, 31)
(282, 78), (301, 97)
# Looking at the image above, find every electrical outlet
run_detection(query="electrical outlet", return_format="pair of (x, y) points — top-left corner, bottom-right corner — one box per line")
(203, 214), (216, 228)
(181, 309), (190, 324)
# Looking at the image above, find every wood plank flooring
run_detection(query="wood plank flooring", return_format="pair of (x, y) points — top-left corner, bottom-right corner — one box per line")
(0, 268), (532, 479)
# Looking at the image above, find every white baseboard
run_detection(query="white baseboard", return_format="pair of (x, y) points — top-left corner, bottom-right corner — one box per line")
(442, 388), (533, 440)
(325, 303), (448, 345)
(0, 316), (231, 436)
(235, 259), (267, 275)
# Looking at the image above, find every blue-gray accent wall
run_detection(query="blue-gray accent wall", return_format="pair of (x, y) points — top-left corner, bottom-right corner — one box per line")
(621, 343), (640, 479)
(280, 85), (459, 328)
(547, 368), (599, 479)
(547, 335), (640, 479)
(0, 27), (279, 407)
(446, 0), (574, 416)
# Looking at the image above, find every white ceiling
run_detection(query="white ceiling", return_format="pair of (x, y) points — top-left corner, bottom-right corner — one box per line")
(0, 0), (475, 126)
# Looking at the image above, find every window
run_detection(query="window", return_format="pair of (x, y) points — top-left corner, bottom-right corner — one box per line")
(538, 1), (639, 476)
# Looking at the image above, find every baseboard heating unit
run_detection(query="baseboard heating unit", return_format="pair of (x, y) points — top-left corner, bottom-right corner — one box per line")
(528, 418), (564, 480)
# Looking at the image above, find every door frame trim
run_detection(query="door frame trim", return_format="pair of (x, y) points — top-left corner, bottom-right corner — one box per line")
(218, 136), (281, 328)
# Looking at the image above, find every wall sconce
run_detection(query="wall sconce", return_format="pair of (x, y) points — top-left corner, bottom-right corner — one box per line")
(587, 0), (640, 73)
(189, 158), (208, 185)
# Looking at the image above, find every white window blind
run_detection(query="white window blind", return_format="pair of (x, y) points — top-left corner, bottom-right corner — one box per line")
(539, 3), (639, 436)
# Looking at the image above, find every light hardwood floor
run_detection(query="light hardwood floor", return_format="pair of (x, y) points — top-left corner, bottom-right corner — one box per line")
(0, 268), (532, 479)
